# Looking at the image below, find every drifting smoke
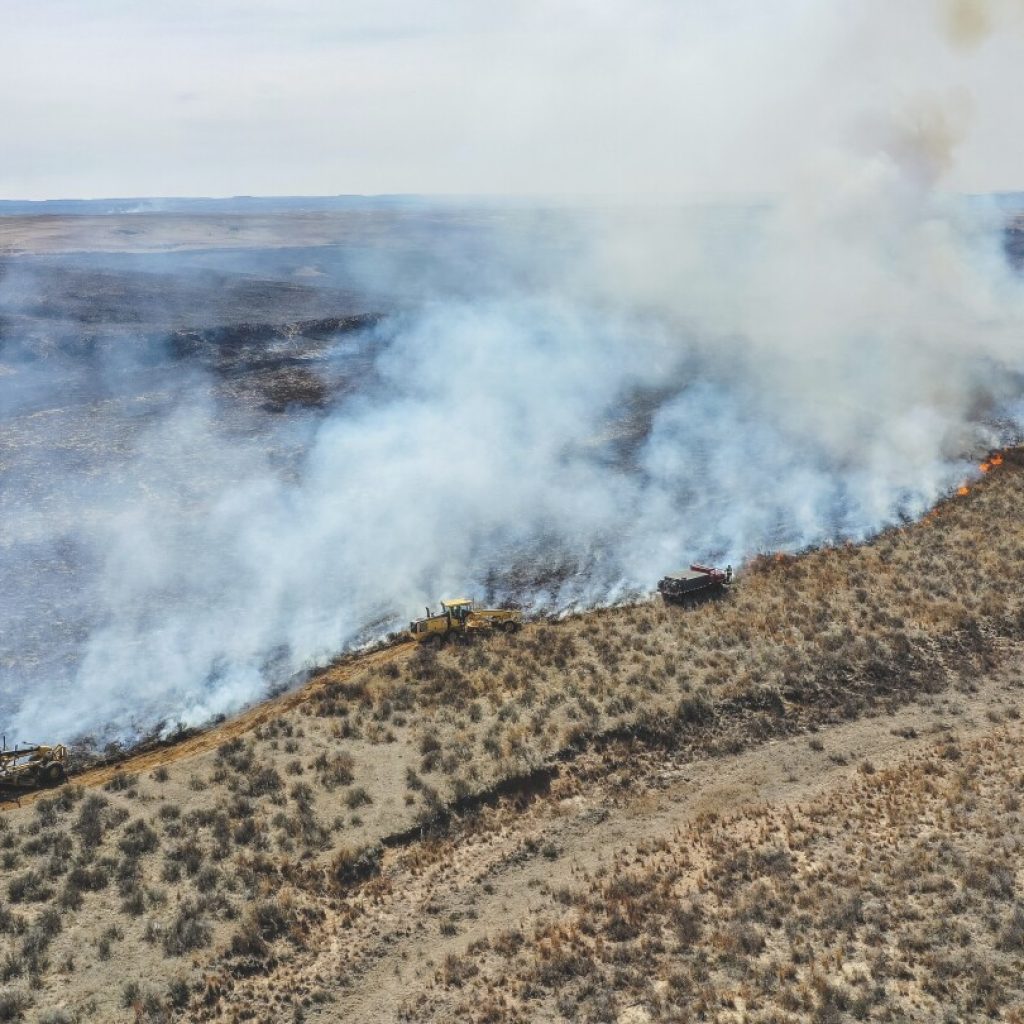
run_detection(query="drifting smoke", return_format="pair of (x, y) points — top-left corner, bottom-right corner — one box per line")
(942, 0), (1024, 48)
(2, 0), (1024, 741)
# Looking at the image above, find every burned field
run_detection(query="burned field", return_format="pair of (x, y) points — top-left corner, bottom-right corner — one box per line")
(0, 251), (385, 716)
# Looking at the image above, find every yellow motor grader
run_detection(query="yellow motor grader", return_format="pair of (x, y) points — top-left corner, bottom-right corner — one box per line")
(408, 598), (521, 643)
(1, 742), (68, 793)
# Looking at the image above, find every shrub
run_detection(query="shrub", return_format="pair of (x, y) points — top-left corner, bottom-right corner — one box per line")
(998, 904), (1024, 951)
(231, 900), (294, 956)
(104, 771), (137, 793)
(73, 795), (108, 847)
(0, 903), (21, 935)
(118, 820), (159, 857)
(332, 844), (383, 887)
(345, 787), (372, 810)
(216, 737), (245, 762)
(165, 842), (203, 876)
(313, 753), (355, 790)
(22, 830), (72, 861)
(966, 858), (1015, 900)
(252, 901), (292, 941)
(98, 924), (123, 959)
(492, 929), (524, 956)
(0, 954), (24, 983)
(440, 952), (479, 988)
(195, 867), (220, 894)
(290, 781), (314, 805)
(754, 846), (794, 878)
(7, 871), (52, 904)
(162, 901), (212, 956)
(167, 978), (190, 1009)
(232, 819), (259, 846)
(32, 908), (61, 942)
(606, 912), (639, 942)
(38, 1010), (75, 1024)
(675, 692), (714, 727)
(724, 922), (765, 955)
(245, 767), (283, 797)
(0, 990), (30, 1022)
(534, 948), (593, 987)
(672, 904), (703, 947)
(33, 799), (59, 830)
(121, 887), (146, 917)
(229, 919), (267, 957)
(120, 981), (141, 1009)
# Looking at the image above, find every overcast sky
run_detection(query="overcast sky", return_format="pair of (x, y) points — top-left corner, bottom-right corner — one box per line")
(2, 0), (1023, 200)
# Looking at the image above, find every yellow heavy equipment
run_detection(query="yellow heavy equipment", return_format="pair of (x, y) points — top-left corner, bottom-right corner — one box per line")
(1, 742), (68, 793)
(408, 598), (521, 643)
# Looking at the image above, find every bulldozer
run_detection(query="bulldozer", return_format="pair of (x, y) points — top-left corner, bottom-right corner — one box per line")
(408, 599), (521, 643)
(1, 742), (68, 794)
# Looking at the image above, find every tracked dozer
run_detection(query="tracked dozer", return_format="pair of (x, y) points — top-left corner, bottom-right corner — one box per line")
(1, 743), (68, 793)
(409, 599), (521, 643)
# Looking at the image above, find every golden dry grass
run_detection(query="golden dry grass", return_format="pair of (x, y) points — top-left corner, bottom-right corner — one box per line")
(410, 724), (1024, 1023)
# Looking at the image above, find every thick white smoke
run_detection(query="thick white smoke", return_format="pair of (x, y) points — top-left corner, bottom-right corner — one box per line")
(7, 188), (1022, 742)
(3, 0), (1024, 741)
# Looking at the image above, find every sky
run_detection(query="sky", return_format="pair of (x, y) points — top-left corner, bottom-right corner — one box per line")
(1, 0), (1024, 200)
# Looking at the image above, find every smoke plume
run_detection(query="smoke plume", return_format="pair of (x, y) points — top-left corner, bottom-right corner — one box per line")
(2, 0), (1024, 742)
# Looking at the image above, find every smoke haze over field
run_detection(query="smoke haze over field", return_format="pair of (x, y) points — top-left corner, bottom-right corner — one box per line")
(3, 190), (1022, 741)
(2, 1), (1024, 740)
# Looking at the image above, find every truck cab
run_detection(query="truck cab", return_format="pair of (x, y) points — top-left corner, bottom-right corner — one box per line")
(441, 599), (473, 624)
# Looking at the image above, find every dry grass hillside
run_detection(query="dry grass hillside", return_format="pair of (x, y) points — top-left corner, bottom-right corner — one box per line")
(407, 717), (1024, 1023)
(0, 448), (1022, 1023)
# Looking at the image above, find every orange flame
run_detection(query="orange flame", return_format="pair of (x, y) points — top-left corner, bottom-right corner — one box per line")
(991, 453), (1004, 467)
(980, 461), (991, 473)
(957, 485), (970, 496)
